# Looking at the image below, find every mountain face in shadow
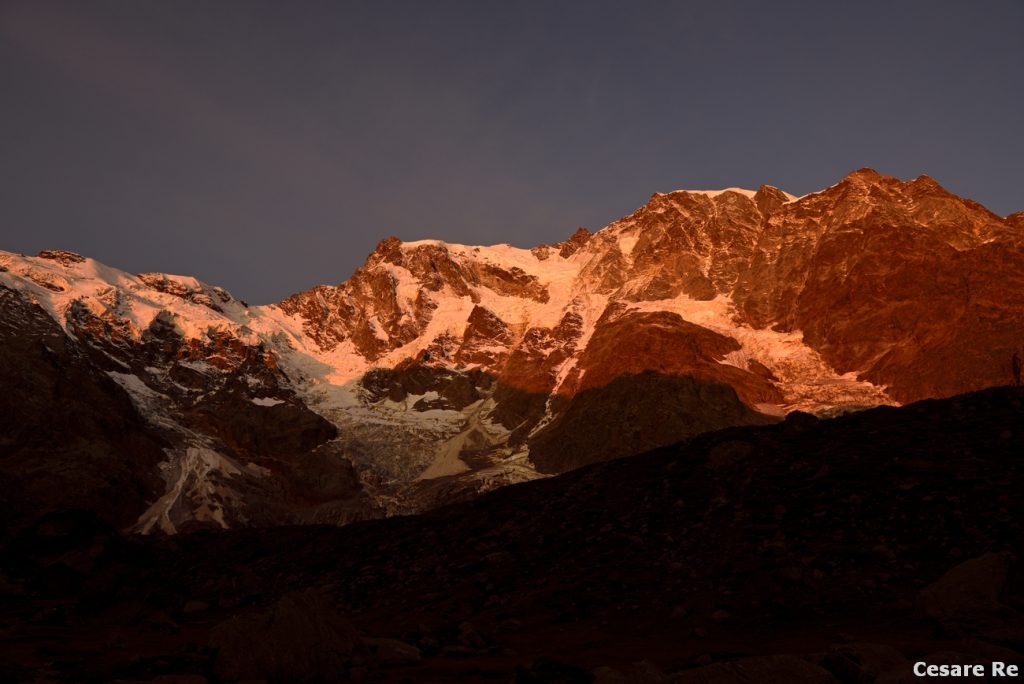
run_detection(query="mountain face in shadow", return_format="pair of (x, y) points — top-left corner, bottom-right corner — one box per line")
(1, 169), (1022, 532)
(0, 287), (167, 531)
(1, 387), (1021, 681)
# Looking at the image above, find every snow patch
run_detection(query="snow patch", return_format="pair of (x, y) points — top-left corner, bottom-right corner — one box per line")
(625, 294), (894, 414)
(0, 249), (253, 342)
(135, 447), (244, 535)
(683, 187), (759, 200)
(108, 371), (161, 400)
(618, 234), (640, 256)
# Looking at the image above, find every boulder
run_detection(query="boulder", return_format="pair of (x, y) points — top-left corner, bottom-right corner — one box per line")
(918, 553), (1015, 630)
(209, 590), (370, 682)
(818, 642), (909, 683)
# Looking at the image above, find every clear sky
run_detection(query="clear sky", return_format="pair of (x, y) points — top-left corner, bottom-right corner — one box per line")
(2, 1), (1022, 303)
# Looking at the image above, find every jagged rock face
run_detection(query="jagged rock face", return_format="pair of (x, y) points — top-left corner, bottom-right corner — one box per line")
(271, 167), (1024, 415)
(137, 272), (239, 312)
(1007, 212), (1024, 232)
(0, 287), (166, 536)
(499, 311), (583, 395)
(528, 372), (775, 474)
(732, 170), (1024, 402)
(613, 188), (768, 300)
(360, 366), (493, 411)
(35, 249), (86, 266)
(278, 238), (548, 361)
(0, 254), (376, 535)
(527, 307), (781, 472)
(455, 305), (514, 367)
(560, 307), (781, 405)
(0, 168), (1021, 533)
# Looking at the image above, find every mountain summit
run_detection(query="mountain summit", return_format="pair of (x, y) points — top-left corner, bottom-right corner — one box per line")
(2, 169), (1022, 534)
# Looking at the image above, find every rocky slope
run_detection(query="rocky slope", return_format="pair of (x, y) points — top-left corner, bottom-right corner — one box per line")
(1, 168), (1021, 533)
(1, 387), (1021, 682)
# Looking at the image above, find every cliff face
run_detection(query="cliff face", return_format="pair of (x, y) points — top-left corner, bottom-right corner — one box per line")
(280, 169), (1022, 406)
(1, 169), (1021, 532)
(731, 170), (1024, 403)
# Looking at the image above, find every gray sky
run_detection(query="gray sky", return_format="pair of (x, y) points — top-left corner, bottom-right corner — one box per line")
(2, 1), (1022, 303)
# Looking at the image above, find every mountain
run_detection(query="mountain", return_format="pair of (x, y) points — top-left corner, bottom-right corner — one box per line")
(2, 386), (1022, 682)
(1, 168), (1022, 534)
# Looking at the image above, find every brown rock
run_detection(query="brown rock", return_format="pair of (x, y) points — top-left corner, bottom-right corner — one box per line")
(918, 553), (1016, 630)
(670, 655), (838, 683)
(819, 642), (909, 684)
(365, 637), (422, 665)
(209, 591), (370, 682)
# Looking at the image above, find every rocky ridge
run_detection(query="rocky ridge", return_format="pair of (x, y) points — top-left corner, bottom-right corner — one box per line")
(1, 169), (1021, 533)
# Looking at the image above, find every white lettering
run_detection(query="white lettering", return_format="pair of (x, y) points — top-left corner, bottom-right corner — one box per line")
(992, 662), (1020, 677)
(913, 662), (992, 677)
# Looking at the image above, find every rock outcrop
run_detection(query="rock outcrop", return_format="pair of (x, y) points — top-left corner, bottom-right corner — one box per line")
(1, 169), (1022, 531)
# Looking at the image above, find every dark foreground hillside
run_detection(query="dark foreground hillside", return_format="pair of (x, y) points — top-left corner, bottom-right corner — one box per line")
(2, 387), (1023, 683)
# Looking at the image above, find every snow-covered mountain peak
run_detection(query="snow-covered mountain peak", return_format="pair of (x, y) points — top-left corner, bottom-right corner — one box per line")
(4, 170), (1022, 533)
(676, 186), (760, 199)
